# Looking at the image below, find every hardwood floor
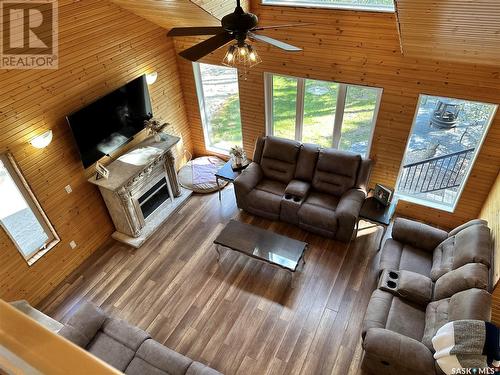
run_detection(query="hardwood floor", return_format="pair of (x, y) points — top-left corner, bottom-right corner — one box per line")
(38, 186), (383, 375)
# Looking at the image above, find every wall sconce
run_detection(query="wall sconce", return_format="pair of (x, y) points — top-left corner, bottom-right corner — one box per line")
(146, 72), (158, 85)
(30, 130), (53, 149)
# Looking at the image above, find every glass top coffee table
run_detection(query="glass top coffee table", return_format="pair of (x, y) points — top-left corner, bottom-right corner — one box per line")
(214, 220), (308, 287)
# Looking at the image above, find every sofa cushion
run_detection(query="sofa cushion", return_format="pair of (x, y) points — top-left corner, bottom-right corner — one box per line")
(430, 237), (455, 281)
(448, 288), (491, 322)
(304, 191), (339, 211)
(378, 239), (433, 277)
(422, 289), (492, 351)
(102, 318), (150, 352)
(298, 204), (337, 234)
(254, 179), (286, 197)
(452, 224), (491, 269)
(422, 298), (450, 350)
(135, 339), (192, 375)
(312, 149), (361, 196)
(126, 357), (168, 375)
(247, 189), (283, 217)
(433, 263), (489, 301)
(88, 332), (136, 371)
(294, 143), (319, 181)
(362, 289), (393, 337)
(186, 362), (223, 375)
(385, 297), (426, 341)
(260, 136), (300, 183)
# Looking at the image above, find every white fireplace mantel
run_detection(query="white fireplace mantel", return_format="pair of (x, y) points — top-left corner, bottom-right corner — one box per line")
(89, 135), (192, 248)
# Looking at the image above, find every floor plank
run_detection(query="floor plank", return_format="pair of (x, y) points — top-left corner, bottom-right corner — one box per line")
(38, 186), (382, 375)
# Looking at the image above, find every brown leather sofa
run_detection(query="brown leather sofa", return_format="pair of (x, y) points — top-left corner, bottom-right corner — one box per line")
(361, 218), (493, 374)
(59, 302), (221, 375)
(234, 136), (372, 242)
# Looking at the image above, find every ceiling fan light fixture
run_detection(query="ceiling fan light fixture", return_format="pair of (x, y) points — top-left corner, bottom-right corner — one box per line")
(222, 43), (261, 69)
(223, 45), (237, 65)
(247, 45), (262, 66)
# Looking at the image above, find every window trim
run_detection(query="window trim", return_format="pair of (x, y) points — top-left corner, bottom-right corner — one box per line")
(394, 94), (498, 213)
(192, 62), (243, 156)
(0, 153), (60, 266)
(261, 0), (395, 13)
(264, 72), (383, 157)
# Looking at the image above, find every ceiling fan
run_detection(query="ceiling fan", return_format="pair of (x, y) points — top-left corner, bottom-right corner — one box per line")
(167, 0), (310, 68)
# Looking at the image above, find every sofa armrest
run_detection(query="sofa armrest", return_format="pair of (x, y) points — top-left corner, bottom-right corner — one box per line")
(335, 188), (366, 242)
(234, 162), (262, 194)
(285, 180), (310, 199)
(363, 328), (435, 374)
(234, 162), (263, 210)
(59, 302), (107, 348)
(392, 218), (448, 252)
(187, 362), (223, 375)
(433, 263), (489, 300)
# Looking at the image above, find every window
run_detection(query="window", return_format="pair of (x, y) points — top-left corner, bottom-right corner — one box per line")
(265, 73), (382, 157)
(0, 154), (59, 265)
(193, 62), (243, 154)
(262, 0), (395, 12)
(395, 95), (497, 211)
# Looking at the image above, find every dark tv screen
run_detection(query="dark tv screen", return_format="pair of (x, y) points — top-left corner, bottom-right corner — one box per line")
(67, 75), (153, 168)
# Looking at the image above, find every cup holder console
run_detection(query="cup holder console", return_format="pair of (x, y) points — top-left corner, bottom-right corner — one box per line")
(378, 269), (401, 294)
(280, 194), (303, 225)
(283, 194), (302, 203)
(378, 269), (433, 305)
(387, 280), (397, 289)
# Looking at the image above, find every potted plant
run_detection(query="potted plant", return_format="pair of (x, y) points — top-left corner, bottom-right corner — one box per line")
(229, 145), (246, 168)
(144, 117), (172, 141)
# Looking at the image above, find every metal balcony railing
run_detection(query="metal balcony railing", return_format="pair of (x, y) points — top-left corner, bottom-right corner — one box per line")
(398, 148), (475, 195)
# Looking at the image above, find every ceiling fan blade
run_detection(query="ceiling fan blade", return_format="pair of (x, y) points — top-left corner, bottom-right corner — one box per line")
(167, 26), (224, 37)
(248, 32), (302, 52)
(178, 32), (234, 61)
(251, 23), (314, 31)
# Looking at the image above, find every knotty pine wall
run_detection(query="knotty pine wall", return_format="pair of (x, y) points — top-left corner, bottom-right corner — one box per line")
(0, 0), (192, 305)
(481, 174), (500, 324)
(174, 3), (500, 229)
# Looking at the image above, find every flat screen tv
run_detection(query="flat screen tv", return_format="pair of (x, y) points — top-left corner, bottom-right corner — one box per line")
(67, 75), (153, 168)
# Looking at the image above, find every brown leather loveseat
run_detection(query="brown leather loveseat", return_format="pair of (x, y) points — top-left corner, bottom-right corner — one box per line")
(234, 136), (372, 242)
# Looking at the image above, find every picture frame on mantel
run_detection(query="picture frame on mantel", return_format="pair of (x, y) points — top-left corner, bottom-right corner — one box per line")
(95, 161), (110, 180)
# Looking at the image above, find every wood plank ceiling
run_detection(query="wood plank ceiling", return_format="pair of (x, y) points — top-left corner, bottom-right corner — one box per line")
(395, 0), (500, 65)
(108, 0), (220, 28)
(109, 0), (250, 28)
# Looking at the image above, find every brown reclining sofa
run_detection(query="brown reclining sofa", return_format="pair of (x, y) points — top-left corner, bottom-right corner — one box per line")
(234, 136), (372, 242)
(361, 218), (493, 374)
(59, 302), (222, 375)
